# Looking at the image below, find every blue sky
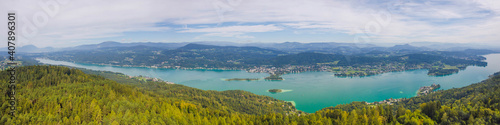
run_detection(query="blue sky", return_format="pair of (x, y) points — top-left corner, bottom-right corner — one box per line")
(1, 0), (499, 48)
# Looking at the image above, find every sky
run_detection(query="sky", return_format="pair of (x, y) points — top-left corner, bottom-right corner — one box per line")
(1, 0), (499, 48)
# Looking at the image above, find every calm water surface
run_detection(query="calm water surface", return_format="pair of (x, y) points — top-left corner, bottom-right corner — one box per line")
(37, 54), (500, 113)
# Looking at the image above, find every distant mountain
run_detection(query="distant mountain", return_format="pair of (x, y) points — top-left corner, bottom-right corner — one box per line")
(177, 43), (285, 54)
(270, 52), (346, 66)
(409, 42), (500, 51)
(44, 42), (493, 69)
(388, 44), (430, 51)
(0, 41), (189, 53)
(420, 49), (497, 61)
(9, 41), (498, 55)
(242, 42), (440, 55)
(191, 41), (243, 46)
(379, 44), (433, 55)
(0, 45), (57, 53)
(162, 43), (287, 67)
(177, 43), (223, 50)
(195, 41), (499, 55)
(462, 49), (497, 55)
(241, 42), (378, 54)
(67, 41), (189, 51)
(46, 43), (288, 68)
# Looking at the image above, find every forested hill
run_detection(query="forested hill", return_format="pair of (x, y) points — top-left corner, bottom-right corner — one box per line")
(77, 68), (297, 115)
(44, 43), (488, 69)
(0, 66), (295, 124)
(2, 65), (500, 124)
(326, 71), (500, 124)
(46, 43), (287, 68)
(161, 43), (286, 67)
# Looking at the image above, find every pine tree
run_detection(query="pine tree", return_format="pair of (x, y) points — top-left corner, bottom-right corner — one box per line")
(467, 114), (474, 124)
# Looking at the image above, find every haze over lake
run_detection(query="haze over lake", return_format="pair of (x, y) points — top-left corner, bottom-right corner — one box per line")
(37, 54), (500, 113)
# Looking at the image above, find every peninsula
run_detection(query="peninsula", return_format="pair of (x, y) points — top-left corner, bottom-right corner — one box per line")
(367, 83), (441, 105)
(265, 74), (284, 80)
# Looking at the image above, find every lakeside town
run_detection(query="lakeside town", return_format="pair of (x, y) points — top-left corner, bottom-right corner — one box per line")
(41, 57), (471, 78)
(103, 62), (463, 78)
(366, 84), (441, 105)
(246, 62), (464, 77)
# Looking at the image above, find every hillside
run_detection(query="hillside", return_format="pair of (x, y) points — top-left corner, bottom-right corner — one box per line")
(325, 72), (500, 124)
(161, 43), (286, 68)
(0, 66), (301, 124)
(78, 69), (297, 115)
(0, 66), (432, 124)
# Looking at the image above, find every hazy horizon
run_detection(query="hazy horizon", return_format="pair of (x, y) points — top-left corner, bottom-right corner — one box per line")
(10, 40), (500, 51)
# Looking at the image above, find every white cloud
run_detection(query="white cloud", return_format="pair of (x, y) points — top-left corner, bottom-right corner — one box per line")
(180, 25), (282, 33)
(181, 24), (282, 39)
(474, 0), (500, 13)
(199, 32), (254, 39)
(0, 0), (499, 47)
(1, 0), (193, 47)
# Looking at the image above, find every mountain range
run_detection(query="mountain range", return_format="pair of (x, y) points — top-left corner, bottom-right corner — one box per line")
(9, 41), (500, 54)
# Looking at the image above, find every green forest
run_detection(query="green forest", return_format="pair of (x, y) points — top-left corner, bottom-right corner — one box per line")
(1, 65), (500, 124)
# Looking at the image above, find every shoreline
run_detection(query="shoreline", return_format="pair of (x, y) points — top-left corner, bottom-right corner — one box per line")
(36, 58), (488, 78)
(367, 84), (441, 105)
(285, 101), (296, 107)
(224, 78), (260, 81)
(35, 58), (245, 71)
(267, 89), (293, 93)
(38, 58), (479, 82)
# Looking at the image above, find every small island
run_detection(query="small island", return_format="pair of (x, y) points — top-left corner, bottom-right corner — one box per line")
(268, 89), (283, 93)
(225, 78), (260, 81)
(265, 73), (283, 81)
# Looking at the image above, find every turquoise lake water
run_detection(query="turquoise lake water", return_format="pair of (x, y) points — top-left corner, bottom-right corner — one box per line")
(37, 54), (500, 113)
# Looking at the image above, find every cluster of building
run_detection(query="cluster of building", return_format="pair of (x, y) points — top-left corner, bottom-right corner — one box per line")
(0, 60), (22, 70)
(243, 62), (441, 77)
(128, 75), (174, 84)
(246, 66), (278, 73)
(367, 84), (441, 106)
(332, 63), (433, 77)
(246, 65), (330, 74)
(418, 84), (440, 96)
(366, 98), (404, 105)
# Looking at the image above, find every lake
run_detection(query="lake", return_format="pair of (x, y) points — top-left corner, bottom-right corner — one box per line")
(37, 54), (500, 113)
